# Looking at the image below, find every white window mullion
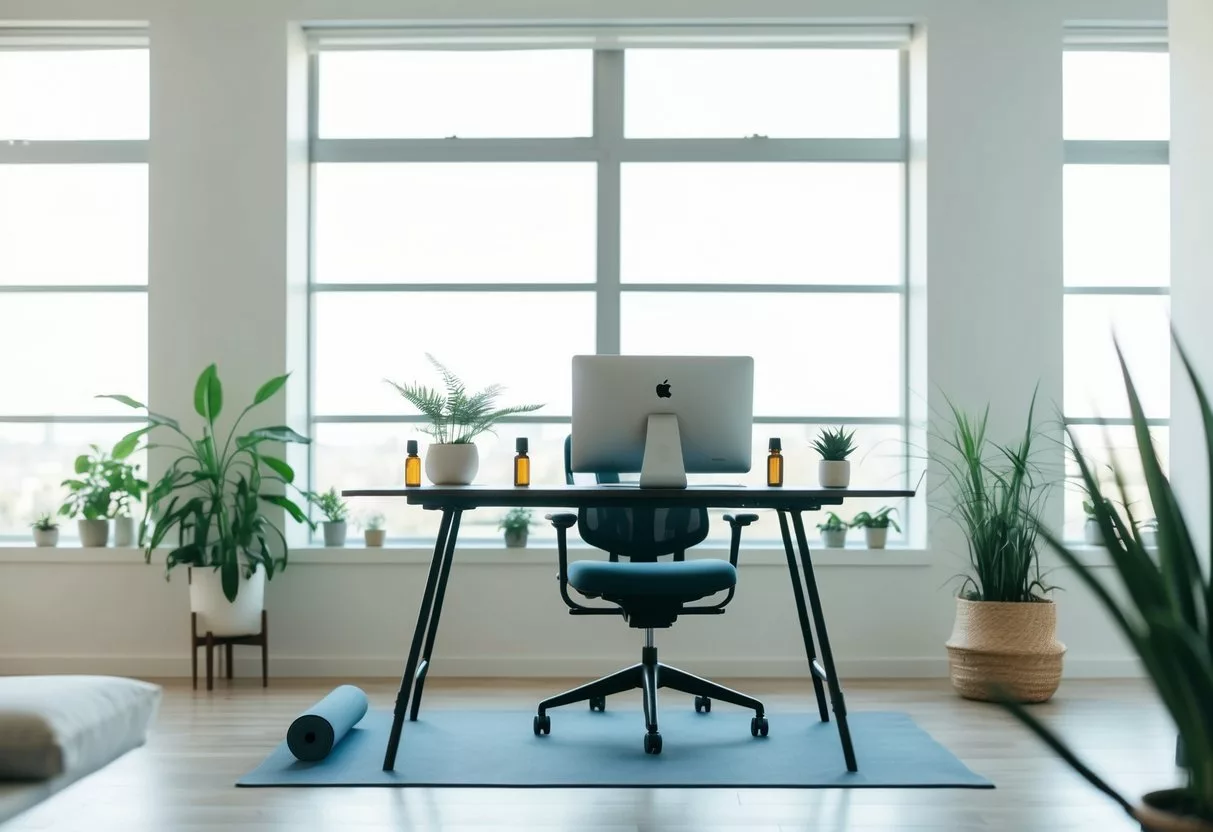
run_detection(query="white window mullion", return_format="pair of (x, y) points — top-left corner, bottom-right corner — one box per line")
(594, 49), (624, 356)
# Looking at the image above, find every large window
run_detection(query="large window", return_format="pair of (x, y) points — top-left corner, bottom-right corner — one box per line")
(1062, 47), (1170, 540)
(309, 43), (908, 544)
(0, 44), (149, 538)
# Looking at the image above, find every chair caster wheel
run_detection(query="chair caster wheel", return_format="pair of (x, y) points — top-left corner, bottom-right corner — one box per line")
(643, 732), (663, 755)
(750, 716), (769, 737)
(533, 714), (551, 736)
(589, 696), (606, 712)
(694, 696), (711, 713)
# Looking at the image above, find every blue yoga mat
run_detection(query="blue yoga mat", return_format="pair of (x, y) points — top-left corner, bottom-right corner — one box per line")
(239, 708), (991, 789)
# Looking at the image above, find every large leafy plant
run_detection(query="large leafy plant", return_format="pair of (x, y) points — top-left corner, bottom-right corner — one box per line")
(933, 390), (1053, 602)
(998, 336), (1213, 824)
(385, 354), (543, 444)
(100, 365), (312, 602)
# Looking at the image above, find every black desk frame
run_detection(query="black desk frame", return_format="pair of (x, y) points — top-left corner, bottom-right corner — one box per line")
(343, 485), (914, 774)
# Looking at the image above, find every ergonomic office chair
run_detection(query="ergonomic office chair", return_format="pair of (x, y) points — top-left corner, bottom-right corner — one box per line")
(532, 436), (768, 755)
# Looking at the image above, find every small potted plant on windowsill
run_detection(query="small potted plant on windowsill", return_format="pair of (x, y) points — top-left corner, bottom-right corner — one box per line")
(309, 487), (349, 547)
(108, 451), (148, 547)
(386, 354), (544, 486)
(1082, 498), (1112, 546)
(817, 512), (848, 548)
(813, 426), (857, 488)
(363, 513), (386, 548)
(59, 444), (115, 547)
(31, 513), (59, 548)
(1136, 517), (1159, 549)
(849, 506), (901, 549)
(499, 507), (534, 549)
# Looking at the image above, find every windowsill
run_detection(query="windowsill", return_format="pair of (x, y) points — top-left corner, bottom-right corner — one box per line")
(0, 542), (933, 567)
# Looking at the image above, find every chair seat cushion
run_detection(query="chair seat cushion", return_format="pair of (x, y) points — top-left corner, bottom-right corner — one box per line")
(568, 559), (737, 600)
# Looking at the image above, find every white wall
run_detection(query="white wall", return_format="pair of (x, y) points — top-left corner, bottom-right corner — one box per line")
(0, 0), (1169, 681)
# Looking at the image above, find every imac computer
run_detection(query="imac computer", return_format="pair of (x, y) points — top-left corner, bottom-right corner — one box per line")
(570, 355), (754, 488)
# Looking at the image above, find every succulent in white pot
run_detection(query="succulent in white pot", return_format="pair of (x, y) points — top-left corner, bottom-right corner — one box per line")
(817, 512), (848, 548)
(308, 487), (349, 547)
(363, 513), (386, 547)
(813, 426), (857, 488)
(849, 506), (900, 549)
(31, 513), (60, 547)
(386, 354), (544, 486)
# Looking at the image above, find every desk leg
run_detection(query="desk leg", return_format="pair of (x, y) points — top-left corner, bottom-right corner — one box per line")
(382, 508), (455, 772)
(777, 510), (829, 723)
(409, 509), (462, 721)
(790, 510), (858, 773)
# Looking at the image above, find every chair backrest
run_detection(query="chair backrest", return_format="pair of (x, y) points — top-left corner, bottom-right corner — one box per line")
(563, 435), (709, 562)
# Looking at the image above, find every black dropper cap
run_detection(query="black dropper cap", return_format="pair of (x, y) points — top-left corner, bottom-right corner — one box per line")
(769, 437), (781, 451)
(407, 440), (418, 454)
(516, 437), (528, 453)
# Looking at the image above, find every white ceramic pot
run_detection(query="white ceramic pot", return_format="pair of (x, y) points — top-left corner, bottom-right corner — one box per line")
(425, 443), (479, 485)
(821, 528), (847, 548)
(1083, 517), (1104, 546)
(33, 527), (59, 547)
(113, 516), (135, 547)
(865, 526), (888, 549)
(1140, 528), (1159, 549)
(364, 529), (386, 547)
(323, 521), (347, 547)
(78, 519), (110, 548)
(189, 566), (265, 637)
(818, 460), (851, 489)
(504, 528), (528, 549)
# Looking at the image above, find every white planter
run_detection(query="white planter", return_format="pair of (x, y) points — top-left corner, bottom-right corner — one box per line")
(818, 460), (852, 489)
(425, 443), (479, 485)
(821, 528), (847, 548)
(1083, 518), (1104, 546)
(865, 526), (889, 549)
(78, 519), (109, 548)
(1140, 528), (1158, 549)
(364, 529), (386, 547)
(504, 528), (528, 549)
(33, 527), (59, 547)
(113, 516), (135, 547)
(189, 566), (265, 637)
(323, 521), (347, 547)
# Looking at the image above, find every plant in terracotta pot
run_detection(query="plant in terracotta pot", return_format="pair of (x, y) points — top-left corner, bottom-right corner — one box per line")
(816, 511), (848, 548)
(849, 506), (900, 549)
(31, 513), (59, 547)
(813, 426), (857, 488)
(385, 354), (543, 486)
(58, 444), (116, 547)
(363, 512), (386, 547)
(997, 336), (1213, 832)
(935, 390), (1064, 703)
(498, 507), (534, 548)
(99, 364), (313, 636)
(308, 487), (349, 547)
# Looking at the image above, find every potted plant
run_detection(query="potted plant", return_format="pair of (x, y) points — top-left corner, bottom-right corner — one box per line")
(386, 354), (543, 485)
(1136, 517), (1159, 548)
(108, 452), (148, 547)
(363, 513), (386, 548)
(308, 487), (349, 547)
(1082, 497), (1112, 546)
(31, 513), (59, 547)
(99, 364), (312, 636)
(813, 426), (857, 488)
(996, 336), (1213, 831)
(499, 507), (534, 548)
(849, 506), (900, 549)
(816, 512), (848, 548)
(58, 444), (115, 547)
(935, 390), (1064, 703)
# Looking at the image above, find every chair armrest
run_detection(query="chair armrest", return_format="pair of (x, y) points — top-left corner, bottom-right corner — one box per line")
(724, 513), (759, 527)
(545, 513), (577, 530)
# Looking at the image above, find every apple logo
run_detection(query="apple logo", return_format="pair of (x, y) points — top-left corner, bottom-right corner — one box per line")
(655, 379), (672, 398)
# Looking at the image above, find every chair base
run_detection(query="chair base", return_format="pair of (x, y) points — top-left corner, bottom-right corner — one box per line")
(534, 643), (767, 754)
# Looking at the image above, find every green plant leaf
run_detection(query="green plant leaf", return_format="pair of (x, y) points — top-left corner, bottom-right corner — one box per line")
(245, 426), (311, 445)
(112, 427), (151, 460)
(220, 555), (239, 603)
(96, 393), (147, 410)
(261, 493), (310, 526)
(259, 455), (295, 484)
(73, 454), (90, 475)
(194, 363), (222, 421)
(252, 373), (290, 406)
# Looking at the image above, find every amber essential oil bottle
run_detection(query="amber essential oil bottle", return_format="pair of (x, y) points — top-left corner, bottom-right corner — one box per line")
(767, 437), (784, 487)
(514, 437), (530, 487)
(405, 439), (422, 487)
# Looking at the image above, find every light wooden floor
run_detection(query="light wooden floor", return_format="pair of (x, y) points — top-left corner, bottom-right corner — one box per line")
(7, 677), (1181, 831)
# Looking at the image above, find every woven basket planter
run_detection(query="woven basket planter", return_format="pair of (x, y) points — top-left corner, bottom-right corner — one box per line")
(945, 597), (1065, 703)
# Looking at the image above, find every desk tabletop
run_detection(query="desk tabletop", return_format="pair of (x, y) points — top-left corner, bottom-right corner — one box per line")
(343, 484), (915, 511)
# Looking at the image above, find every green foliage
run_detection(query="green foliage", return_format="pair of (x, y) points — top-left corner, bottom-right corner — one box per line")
(307, 487), (349, 523)
(933, 389), (1053, 603)
(498, 507), (535, 533)
(816, 511), (847, 532)
(98, 364), (312, 604)
(108, 455), (148, 519)
(850, 506), (901, 531)
(31, 513), (58, 531)
(385, 354), (544, 444)
(1082, 497), (1112, 518)
(364, 512), (385, 532)
(996, 333), (1213, 823)
(59, 445), (119, 520)
(812, 426), (858, 461)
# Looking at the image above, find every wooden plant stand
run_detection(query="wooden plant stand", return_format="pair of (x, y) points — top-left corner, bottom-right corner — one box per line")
(191, 610), (268, 691)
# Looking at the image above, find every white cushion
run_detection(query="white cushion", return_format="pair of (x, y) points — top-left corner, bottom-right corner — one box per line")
(0, 676), (160, 781)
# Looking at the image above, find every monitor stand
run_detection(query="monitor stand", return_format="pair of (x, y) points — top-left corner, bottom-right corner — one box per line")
(638, 413), (688, 489)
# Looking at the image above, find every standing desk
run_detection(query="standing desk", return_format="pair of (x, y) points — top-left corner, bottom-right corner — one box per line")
(343, 484), (915, 773)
